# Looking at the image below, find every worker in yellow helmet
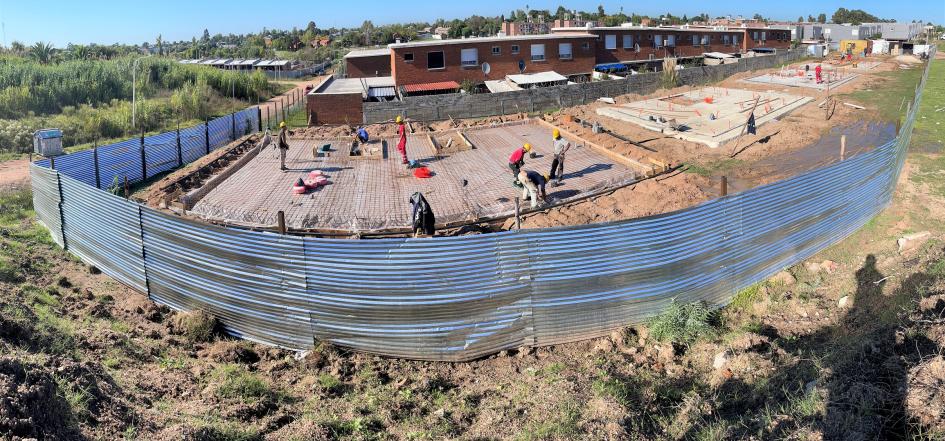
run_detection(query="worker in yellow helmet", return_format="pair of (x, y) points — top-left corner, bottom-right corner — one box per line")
(396, 115), (409, 165)
(549, 128), (571, 186)
(278, 121), (290, 171)
(508, 143), (532, 183)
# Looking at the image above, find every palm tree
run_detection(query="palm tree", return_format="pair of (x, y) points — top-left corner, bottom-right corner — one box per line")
(28, 42), (55, 64)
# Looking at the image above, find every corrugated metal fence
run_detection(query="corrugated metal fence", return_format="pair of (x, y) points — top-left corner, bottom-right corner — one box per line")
(27, 56), (931, 361)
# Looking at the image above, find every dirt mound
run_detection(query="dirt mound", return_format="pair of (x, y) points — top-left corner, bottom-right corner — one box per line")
(198, 340), (260, 364)
(906, 356), (945, 432)
(0, 357), (81, 440)
(896, 55), (923, 65)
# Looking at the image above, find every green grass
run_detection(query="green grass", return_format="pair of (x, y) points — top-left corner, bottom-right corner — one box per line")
(684, 158), (745, 178)
(212, 364), (272, 402)
(647, 300), (722, 345)
(728, 283), (763, 312)
(516, 401), (582, 440)
(842, 64), (924, 124)
(912, 58), (945, 152)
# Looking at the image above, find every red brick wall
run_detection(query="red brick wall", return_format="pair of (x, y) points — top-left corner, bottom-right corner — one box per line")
(742, 28), (792, 51)
(565, 29), (748, 64)
(308, 92), (363, 125)
(345, 54), (392, 78)
(390, 37), (596, 87)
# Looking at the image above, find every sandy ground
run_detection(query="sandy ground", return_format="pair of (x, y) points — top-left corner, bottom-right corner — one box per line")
(0, 158), (29, 190)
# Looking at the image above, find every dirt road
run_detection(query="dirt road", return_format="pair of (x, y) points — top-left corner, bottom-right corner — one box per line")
(257, 77), (325, 126)
(0, 158), (29, 190)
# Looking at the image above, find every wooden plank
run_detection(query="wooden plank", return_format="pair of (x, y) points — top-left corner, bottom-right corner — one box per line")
(533, 118), (654, 175)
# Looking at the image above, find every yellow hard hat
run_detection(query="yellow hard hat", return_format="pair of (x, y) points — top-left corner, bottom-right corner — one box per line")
(543, 173), (551, 181)
(279, 121), (286, 128)
(523, 143), (532, 153)
(552, 129), (561, 139)
(396, 115), (403, 123)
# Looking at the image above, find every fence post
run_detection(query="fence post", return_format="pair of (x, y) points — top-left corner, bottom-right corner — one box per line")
(204, 120), (210, 155)
(136, 206), (153, 302)
(266, 106), (271, 129)
(54, 170), (67, 250)
(93, 142), (101, 189)
(277, 211), (286, 234)
(840, 135), (846, 161)
(720, 176), (728, 196)
(140, 131), (147, 180)
(231, 113), (237, 141)
(176, 123), (183, 167)
(257, 107), (263, 132)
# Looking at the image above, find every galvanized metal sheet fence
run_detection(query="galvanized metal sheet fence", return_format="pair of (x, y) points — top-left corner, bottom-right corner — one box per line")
(27, 56), (931, 360)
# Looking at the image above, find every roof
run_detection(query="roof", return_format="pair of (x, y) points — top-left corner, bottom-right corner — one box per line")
(703, 52), (736, 59)
(507, 71), (568, 85)
(367, 86), (396, 98)
(484, 80), (521, 93)
(315, 76), (395, 95)
(554, 25), (787, 33)
(389, 33), (595, 49)
(344, 48), (391, 59)
(402, 81), (461, 93)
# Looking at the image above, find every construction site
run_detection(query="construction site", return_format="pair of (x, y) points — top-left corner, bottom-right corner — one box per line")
(137, 52), (921, 237)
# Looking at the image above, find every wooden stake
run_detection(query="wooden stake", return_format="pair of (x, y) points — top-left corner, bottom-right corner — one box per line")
(514, 197), (521, 230)
(721, 176), (728, 196)
(277, 211), (286, 234)
(840, 135), (846, 161)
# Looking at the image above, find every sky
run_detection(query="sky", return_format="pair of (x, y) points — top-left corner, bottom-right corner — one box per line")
(2, 0), (942, 47)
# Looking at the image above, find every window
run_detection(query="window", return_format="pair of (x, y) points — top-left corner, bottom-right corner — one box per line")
(460, 48), (478, 67)
(654, 34), (662, 48)
(582, 42), (590, 50)
(404, 52), (414, 62)
(723, 35), (731, 45)
(761, 31), (766, 41)
(559, 43), (573, 60)
(492, 46), (501, 55)
(530, 44), (545, 61)
(623, 35), (633, 49)
(733, 35), (740, 46)
(605, 34), (617, 50)
(666, 35), (676, 47)
(427, 51), (445, 70)
(511, 45), (520, 54)
(701, 35), (710, 46)
(692, 35), (700, 46)
(753, 31), (759, 40)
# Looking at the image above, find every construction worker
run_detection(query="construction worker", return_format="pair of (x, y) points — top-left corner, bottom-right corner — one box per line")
(508, 143), (532, 181)
(549, 129), (571, 186)
(518, 169), (548, 208)
(354, 126), (370, 144)
(814, 64), (823, 84)
(278, 121), (290, 171)
(396, 116), (409, 165)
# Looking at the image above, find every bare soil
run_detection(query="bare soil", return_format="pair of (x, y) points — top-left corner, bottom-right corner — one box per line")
(0, 158), (29, 191)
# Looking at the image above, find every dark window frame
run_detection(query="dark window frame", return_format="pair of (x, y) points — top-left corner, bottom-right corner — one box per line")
(427, 51), (445, 70)
(403, 52), (414, 62)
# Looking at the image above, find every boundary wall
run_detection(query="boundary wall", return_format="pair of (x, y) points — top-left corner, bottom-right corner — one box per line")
(362, 48), (808, 123)
(26, 51), (931, 361)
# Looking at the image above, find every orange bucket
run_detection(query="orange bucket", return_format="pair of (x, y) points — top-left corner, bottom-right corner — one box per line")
(704, 97), (714, 104)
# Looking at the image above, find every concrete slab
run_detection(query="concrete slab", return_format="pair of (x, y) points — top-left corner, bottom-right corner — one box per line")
(596, 87), (812, 148)
(188, 121), (638, 232)
(741, 61), (877, 91)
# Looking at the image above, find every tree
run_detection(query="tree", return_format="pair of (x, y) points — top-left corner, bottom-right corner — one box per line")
(753, 13), (764, 21)
(808, 15), (815, 22)
(798, 16), (804, 23)
(155, 34), (163, 56)
(305, 21), (317, 34)
(817, 14), (827, 24)
(10, 40), (25, 55)
(555, 5), (568, 20)
(831, 8), (883, 25)
(28, 42), (55, 64)
(597, 5), (605, 19)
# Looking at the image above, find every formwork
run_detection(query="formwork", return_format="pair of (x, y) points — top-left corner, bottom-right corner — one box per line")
(741, 61), (880, 91)
(595, 87), (812, 148)
(187, 121), (643, 232)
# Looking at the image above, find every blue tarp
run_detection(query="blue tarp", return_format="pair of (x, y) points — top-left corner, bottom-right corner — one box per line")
(595, 63), (629, 72)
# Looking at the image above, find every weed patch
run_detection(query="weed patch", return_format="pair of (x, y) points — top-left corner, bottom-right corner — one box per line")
(648, 300), (722, 345)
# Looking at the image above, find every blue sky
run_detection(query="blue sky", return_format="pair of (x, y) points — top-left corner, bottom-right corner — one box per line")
(3, 1), (942, 47)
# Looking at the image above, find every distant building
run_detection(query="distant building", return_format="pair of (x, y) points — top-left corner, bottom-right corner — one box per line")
(501, 21), (551, 36)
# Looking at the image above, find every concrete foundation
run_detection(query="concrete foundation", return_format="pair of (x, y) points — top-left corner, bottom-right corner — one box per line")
(596, 87), (812, 148)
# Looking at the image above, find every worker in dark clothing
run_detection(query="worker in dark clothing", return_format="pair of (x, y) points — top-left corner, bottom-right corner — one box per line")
(278, 121), (290, 171)
(409, 192), (435, 237)
(508, 143), (532, 182)
(518, 169), (548, 208)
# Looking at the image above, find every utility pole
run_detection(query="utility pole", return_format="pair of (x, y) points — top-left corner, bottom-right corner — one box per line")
(132, 54), (152, 129)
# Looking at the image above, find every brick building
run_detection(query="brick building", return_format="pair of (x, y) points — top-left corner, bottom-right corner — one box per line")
(344, 48), (393, 77)
(388, 34), (597, 89)
(553, 25), (790, 63)
(500, 21), (551, 36)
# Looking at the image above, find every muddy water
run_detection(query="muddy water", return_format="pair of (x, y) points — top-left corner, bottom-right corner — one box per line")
(720, 120), (897, 194)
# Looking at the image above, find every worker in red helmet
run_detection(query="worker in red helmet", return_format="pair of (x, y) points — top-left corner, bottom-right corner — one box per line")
(814, 64), (823, 84)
